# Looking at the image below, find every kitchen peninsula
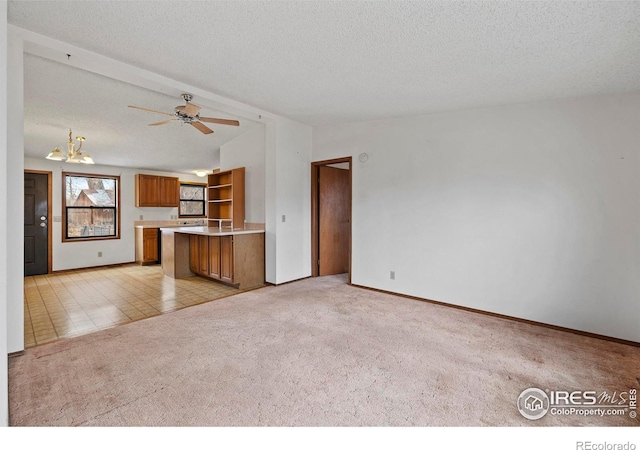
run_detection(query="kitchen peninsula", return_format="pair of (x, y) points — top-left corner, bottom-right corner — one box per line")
(160, 226), (265, 289)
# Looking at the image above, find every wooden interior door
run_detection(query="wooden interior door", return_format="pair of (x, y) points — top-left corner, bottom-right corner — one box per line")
(318, 166), (350, 276)
(24, 172), (49, 276)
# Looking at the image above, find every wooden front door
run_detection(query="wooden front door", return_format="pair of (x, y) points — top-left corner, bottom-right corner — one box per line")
(24, 172), (49, 276)
(318, 166), (350, 276)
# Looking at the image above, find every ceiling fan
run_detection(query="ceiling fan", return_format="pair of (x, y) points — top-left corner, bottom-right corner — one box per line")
(128, 93), (240, 135)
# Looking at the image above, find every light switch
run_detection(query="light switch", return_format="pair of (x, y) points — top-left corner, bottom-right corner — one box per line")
(53, 216), (62, 222)
(282, 215), (286, 223)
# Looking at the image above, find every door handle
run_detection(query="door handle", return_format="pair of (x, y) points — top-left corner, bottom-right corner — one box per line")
(40, 216), (47, 221)
(40, 223), (46, 228)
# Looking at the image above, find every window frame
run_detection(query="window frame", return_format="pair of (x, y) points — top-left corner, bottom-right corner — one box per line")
(62, 171), (121, 242)
(178, 182), (207, 218)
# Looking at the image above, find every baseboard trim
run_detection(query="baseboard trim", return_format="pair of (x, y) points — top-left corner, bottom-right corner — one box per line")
(265, 275), (311, 287)
(9, 350), (25, 358)
(350, 283), (640, 348)
(47, 261), (137, 274)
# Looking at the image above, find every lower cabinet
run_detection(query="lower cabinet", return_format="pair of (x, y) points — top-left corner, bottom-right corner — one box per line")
(219, 236), (234, 283)
(197, 235), (209, 276)
(208, 236), (221, 279)
(135, 228), (160, 265)
(187, 233), (263, 289)
(189, 235), (211, 277)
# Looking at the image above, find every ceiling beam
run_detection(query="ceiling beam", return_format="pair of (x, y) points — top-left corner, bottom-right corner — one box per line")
(10, 25), (278, 125)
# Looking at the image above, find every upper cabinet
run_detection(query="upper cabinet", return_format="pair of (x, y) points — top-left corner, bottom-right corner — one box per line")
(135, 174), (179, 207)
(159, 176), (179, 207)
(207, 167), (245, 229)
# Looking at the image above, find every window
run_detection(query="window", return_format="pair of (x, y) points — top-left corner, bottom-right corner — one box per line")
(179, 183), (206, 217)
(63, 172), (120, 241)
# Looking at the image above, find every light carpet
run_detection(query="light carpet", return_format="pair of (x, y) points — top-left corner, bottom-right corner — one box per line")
(9, 275), (640, 426)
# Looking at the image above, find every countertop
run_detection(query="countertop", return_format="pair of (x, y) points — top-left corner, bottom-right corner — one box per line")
(134, 221), (205, 229)
(160, 226), (265, 236)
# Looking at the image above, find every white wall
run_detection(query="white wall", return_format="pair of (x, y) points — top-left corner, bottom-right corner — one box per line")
(313, 93), (640, 343)
(0, 0), (9, 427)
(220, 124), (265, 223)
(24, 157), (203, 271)
(6, 22), (22, 355)
(265, 119), (313, 284)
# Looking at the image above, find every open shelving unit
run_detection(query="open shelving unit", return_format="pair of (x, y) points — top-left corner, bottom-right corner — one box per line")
(207, 167), (245, 229)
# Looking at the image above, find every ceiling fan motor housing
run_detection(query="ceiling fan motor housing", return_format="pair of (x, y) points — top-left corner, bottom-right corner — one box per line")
(174, 106), (196, 121)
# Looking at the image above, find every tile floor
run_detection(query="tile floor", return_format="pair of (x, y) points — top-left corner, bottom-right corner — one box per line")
(24, 263), (247, 348)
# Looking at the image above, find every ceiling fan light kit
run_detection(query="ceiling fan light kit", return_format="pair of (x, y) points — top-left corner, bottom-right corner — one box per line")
(128, 93), (240, 135)
(46, 129), (95, 164)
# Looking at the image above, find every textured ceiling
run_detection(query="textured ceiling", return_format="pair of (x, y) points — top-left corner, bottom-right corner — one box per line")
(9, 1), (640, 141)
(23, 54), (256, 173)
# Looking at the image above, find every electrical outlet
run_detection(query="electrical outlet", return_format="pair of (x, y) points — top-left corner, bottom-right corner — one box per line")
(390, 271), (395, 280)
(98, 252), (103, 257)
(282, 215), (286, 223)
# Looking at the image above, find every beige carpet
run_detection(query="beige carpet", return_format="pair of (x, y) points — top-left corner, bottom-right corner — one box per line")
(9, 275), (640, 426)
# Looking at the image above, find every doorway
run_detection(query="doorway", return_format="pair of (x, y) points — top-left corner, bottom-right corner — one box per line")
(311, 157), (352, 280)
(24, 170), (52, 276)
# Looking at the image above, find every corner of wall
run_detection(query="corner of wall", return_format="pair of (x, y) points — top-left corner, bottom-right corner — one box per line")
(1, 2), (11, 427)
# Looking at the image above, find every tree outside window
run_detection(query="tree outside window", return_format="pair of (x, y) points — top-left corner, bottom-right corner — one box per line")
(179, 183), (206, 217)
(63, 172), (120, 241)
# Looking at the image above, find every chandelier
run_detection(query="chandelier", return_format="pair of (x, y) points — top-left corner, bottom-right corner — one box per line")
(46, 129), (94, 164)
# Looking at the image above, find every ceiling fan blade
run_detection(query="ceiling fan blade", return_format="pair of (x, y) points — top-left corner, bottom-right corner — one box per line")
(128, 105), (173, 116)
(191, 121), (214, 134)
(198, 117), (240, 126)
(183, 102), (201, 117)
(149, 119), (178, 126)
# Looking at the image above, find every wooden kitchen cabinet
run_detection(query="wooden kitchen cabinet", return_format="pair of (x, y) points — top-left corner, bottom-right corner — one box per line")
(135, 174), (159, 207)
(197, 235), (209, 276)
(208, 236), (221, 279)
(188, 234), (211, 276)
(220, 235), (234, 283)
(207, 235), (233, 282)
(181, 232), (263, 289)
(135, 174), (179, 207)
(159, 176), (179, 207)
(135, 227), (160, 264)
(189, 235), (198, 273)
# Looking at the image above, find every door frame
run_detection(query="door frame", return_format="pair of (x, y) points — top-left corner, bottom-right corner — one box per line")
(311, 157), (352, 281)
(25, 170), (53, 274)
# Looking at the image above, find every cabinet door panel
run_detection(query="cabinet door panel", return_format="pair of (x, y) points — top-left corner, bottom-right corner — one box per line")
(142, 229), (158, 262)
(209, 236), (221, 280)
(198, 235), (209, 275)
(136, 175), (159, 207)
(220, 235), (234, 283)
(160, 177), (179, 207)
(189, 235), (199, 273)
